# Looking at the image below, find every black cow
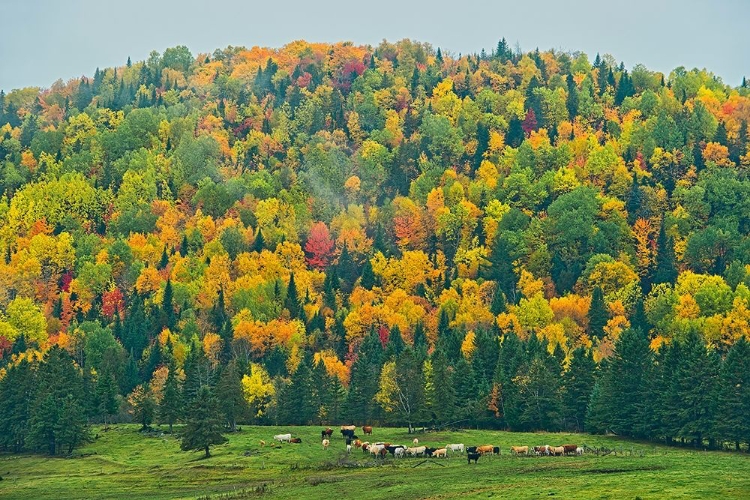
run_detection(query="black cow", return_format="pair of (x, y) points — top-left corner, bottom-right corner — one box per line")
(341, 429), (355, 439)
(386, 445), (405, 456)
(493, 446), (500, 455)
(466, 446), (478, 454)
(424, 447), (437, 457)
(467, 452), (480, 464)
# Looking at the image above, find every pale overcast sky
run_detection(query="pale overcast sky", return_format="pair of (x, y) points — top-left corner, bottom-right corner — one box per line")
(1, 0), (748, 92)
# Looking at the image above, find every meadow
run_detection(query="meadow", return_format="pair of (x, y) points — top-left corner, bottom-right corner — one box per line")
(1, 425), (748, 499)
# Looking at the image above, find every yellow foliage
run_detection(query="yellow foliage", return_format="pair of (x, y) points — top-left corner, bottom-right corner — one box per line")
(242, 363), (276, 418)
(518, 269), (544, 298)
(461, 331), (476, 359)
(314, 350), (350, 386)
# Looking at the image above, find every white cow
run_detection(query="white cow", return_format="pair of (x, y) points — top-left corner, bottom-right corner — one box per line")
(446, 443), (465, 454)
(576, 447), (584, 455)
(406, 446), (426, 457)
(273, 433), (292, 443)
(346, 444), (352, 453)
(394, 447), (406, 458)
(322, 439), (330, 449)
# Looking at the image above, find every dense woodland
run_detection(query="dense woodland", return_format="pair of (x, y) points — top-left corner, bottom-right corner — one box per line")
(1, 39), (750, 456)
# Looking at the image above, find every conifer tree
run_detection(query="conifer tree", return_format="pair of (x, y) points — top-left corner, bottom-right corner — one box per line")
(653, 220), (677, 285)
(562, 347), (596, 432)
(716, 337), (750, 450)
(285, 272), (301, 319)
(588, 286), (608, 340)
(160, 363), (182, 433)
(216, 361), (246, 431)
(181, 386), (227, 458)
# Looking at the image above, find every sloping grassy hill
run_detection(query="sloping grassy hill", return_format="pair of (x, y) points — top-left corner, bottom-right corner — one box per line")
(1, 425), (748, 499)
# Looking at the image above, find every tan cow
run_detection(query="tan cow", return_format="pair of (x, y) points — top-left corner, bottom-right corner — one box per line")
(551, 446), (565, 456)
(322, 438), (330, 450)
(477, 445), (494, 455)
(511, 445), (529, 456)
(431, 448), (447, 458)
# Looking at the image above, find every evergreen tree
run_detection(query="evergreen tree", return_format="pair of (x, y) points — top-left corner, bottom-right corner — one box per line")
(561, 347), (596, 432)
(385, 325), (405, 359)
(160, 364), (183, 433)
(95, 368), (119, 427)
(675, 331), (719, 447)
(180, 234), (189, 257)
(566, 72), (581, 119)
(426, 348), (456, 426)
(481, 233), (519, 303)
(216, 361), (246, 431)
(0, 359), (35, 452)
(278, 352), (315, 425)
(653, 220), (678, 285)
(285, 272), (301, 319)
(161, 279), (176, 331)
(180, 386), (227, 458)
(716, 337), (750, 450)
(490, 288), (506, 315)
(452, 356), (479, 423)
(588, 286), (608, 340)
(252, 229), (265, 252)
(158, 246), (169, 269)
(360, 258), (375, 289)
(130, 384), (157, 430)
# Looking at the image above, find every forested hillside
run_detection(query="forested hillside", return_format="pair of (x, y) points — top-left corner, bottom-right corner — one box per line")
(1, 40), (749, 455)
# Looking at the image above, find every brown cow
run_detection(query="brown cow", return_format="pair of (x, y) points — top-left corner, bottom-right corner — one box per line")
(562, 444), (578, 455)
(290, 437), (302, 443)
(510, 446), (529, 456)
(362, 425), (373, 435)
(353, 439), (363, 449)
(477, 445), (494, 455)
(534, 445), (550, 456)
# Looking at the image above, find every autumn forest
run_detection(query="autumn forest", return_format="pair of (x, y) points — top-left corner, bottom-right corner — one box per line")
(1, 39), (750, 456)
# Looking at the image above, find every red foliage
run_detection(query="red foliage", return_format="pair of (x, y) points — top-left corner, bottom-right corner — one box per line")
(522, 109), (538, 136)
(378, 325), (390, 348)
(102, 288), (125, 320)
(0, 336), (11, 359)
(304, 222), (335, 270)
(60, 271), (73, 293)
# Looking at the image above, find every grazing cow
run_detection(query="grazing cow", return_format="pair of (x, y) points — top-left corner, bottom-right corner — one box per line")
(493, 446), (501, 456)
(362, 425), (373, 435)
(322, 428), (333, 439)
(322, 439), (330, 450)
(413, 438), (419, 446)
(290, 437), (302, 443)
(467, 452), (481, 464)
(424, 447), (437, 457)
(551, 446), (565, 456)
(346, 444), (352, 453)
(477, 445), (494, 455)
(362, 442), (370, 454)
(353, 439), (363, 449)
(576, 447), (584, 455)
(562, 444), (578, 455)
(447, 443), (465, 454)
(369, 444), (385, 457)
(466, 446), (477, 454)
(511, 446), (529, 456)
(259, 440), (266, 447)
(395, 447), (406, 458)
(432, 448), (447, 458)
(341, 429), (355, 440)
(534, 445), (550, 456)
(406, 446), (426, 457)
(273, 434), (292, 443)
(386, 445), (405, 456)
(340, 425), (356, 431)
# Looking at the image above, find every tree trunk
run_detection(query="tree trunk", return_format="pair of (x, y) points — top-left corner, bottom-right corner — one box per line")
(169, 423), (173, 434)
(205, 445), (210, 458)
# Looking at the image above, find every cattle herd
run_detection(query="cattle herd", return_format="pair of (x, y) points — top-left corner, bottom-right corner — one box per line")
(270, 426), (587, 465)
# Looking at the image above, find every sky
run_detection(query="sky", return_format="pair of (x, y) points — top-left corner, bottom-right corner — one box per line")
(1, 0), (748, 92)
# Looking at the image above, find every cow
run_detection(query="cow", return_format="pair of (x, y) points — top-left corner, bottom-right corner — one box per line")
(477, 445), (494, 455)
(534, 445), (550, 456)
(467, 452), (481, 464)
(386, 445), (405, 456)
(341, 425), (356, 431)
(290, 437), (302, 443)
(466, 446), (478, 454)
(273, 433), (292, 443)
(362, 442), (370, 453)
(378, 447), (388, 459)
(432, 448), (447, 458)
(259, 440), (266, 447)
(394, 447), (406, 458)
(341, 429), (355, 440)
(413, 438), (419, 446)
(406, 446), (426, 457)
(362, 425), (373, 435)
(576, 447), (584, 455)
(369, 444), (385, 456)
(446, 443), (465, 454)
(562, 444), (578, 455)
(322, 428), (333, 439)
(511, 446), (529, 456)
(493, 446), (501, 456)
(322, 439), (330, 450)
(551, 446), (565, 456)
(424, 447), (437, 457)
(353, 439), (363, 449)
(346, 444), (352, 453)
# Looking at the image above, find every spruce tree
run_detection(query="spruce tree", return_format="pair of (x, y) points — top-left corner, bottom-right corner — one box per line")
(385, 325), (405, 359)
(675, 331), (719, 447)
(278, 352), (315, 425)
(561, 347), (596, 432)
(426, 348), (455, 426)
(285, 272), (301, 319)
(160, 364), (183, 433)
(216, 361), (246, 431)
(653, 220), (678, 285)
(130, 384), (157, 430)
(181, 386), (227, 458)
(716, 337), (750, 450)
(588, 286), (608, 340)
(360, 258), (375, 289)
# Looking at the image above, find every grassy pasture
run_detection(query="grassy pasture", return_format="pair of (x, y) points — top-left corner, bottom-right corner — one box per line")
(0, 425), (748, 499)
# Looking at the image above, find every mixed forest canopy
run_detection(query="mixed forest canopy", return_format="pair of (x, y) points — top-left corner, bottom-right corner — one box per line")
(1, 39), (750, 455)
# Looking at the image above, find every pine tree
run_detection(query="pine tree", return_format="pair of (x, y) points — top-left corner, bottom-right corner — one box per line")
(653, 220), (677, 285)
(360, 258), (375, 289)
(160, 364), (183, 433)
(158, 246), (169, 269)
(385, 325), (405, 359)
(588, 286), (608, 340)
(180, 386), (227, 458)
(561, 347), (596, 432)
(490, 288), (506, 315)
(426, 348), (455, 426)
(716, 337), (750, 450)
(481, 233), (519, 303)
(675, 331), (719, 447)
(161, 279), (176, 331)
(0, 359), (35, 452)
(452, 356), (479, 423)
(252, 229), (265, 252)
(216, 361), (246, 431)
(278, 352), (316, 425)
(130, 384), (157, 430)
(95, 369), (119, 427)
(285, 272), (301, 319)
(180, 234), (189, 257)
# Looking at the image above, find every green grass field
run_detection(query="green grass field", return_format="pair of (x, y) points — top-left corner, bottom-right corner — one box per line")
(1, 425), (748, 499)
